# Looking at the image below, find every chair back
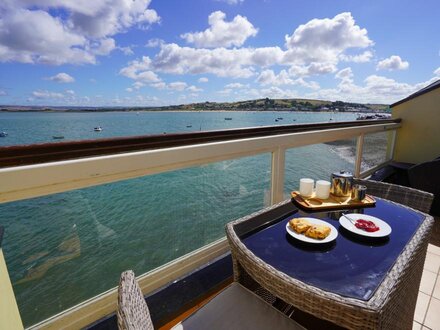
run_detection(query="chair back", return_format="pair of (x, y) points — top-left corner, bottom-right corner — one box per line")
(354, 179), (434, 214)
(408, 159), (440, 215)
(117, 270), (154, 330)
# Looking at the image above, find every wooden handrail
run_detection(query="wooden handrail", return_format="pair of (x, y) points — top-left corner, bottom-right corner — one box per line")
(0, 119), (400, 168)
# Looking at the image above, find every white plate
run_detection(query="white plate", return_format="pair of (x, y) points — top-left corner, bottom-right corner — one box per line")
(286, 217), (338, 244)
(339, 214), (392, 238)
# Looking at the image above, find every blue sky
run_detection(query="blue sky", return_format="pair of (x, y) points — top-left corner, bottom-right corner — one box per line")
(0, 0), (439, 106)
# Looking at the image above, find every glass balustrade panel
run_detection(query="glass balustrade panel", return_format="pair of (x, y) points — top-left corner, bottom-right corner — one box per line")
(0, 153), (271, 327)
(284, 139), (357, 197)
(361, 131), (390, 173)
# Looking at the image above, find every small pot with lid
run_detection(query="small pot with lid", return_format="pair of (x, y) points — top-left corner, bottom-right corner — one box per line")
(330, 170), (354, 197)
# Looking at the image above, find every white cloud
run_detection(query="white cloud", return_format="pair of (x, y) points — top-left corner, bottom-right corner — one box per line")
(65, 89), (75, 95)
(0, 90), (7, 96)
(46, 72), (75, 83)
(225, 82), (247, 88)
(148, 43), (256, 78)
(376, 55), (409, 71)
(288, 62), (337, 77)
(0, 1), (160, 65)
(307, 73), (437, 104)
(91, 38), (116, 55)
(136, 71), (160, 83)
(294, 78), (320, 90)
(257, 69), (293, 86)
(121, 44), (279, 79)
(434, 67), (440, 76)
(32, 90), (64, 99)
(284, 12), (373, 64)
(119, 57), (160, 82)
(187, 85), (203, 92)
(66, 0), (160, 38)
(181, 11), (258, 48)
(198, 77), (209, 83)
(168, 81), (188, 91)
(0, 8), (92, 64)
(132, 82), (145, 89)
(249, 47), (285, 67)
(260, 86), (299, 99)
(150, 82), (166, 89)
(130, 12), (372, 80)
(335, 67), (353, 81)
(126, 87), (133, 92)
(146, 81), (203, 93)
(119, 46), (134, 56)
(146, 38), (164, 48)
(256, 69), (319, 89)
(147, 44), (288, 78)
(363, 75), (416, 95)
(339, 50), (373, 63)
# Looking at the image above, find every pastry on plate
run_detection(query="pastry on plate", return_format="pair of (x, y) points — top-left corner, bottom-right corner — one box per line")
(289, 218), (312, 234)
(305, 224), (331, 239)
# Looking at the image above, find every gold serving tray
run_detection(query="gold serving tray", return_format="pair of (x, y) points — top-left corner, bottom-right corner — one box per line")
(291, 191), (376, 211)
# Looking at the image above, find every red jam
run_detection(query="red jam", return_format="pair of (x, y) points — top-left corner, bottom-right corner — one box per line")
(355, 219), (380, 232)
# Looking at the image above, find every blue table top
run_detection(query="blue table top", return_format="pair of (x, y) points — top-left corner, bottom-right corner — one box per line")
(242, 198), (425, 301)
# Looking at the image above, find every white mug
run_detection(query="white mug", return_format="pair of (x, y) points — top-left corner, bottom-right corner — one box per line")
(316, 180), (331, 199)
(299, 178), (314, 197)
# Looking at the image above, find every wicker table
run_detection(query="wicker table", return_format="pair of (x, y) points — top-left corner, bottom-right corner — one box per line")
(226, 198), (434, 330)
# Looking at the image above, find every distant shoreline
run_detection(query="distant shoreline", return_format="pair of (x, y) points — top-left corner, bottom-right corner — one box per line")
(0, 109), (386, 114)
(0, 97), (390, 113)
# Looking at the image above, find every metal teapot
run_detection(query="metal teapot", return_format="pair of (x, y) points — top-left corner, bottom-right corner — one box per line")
(330, 170), (354, 197)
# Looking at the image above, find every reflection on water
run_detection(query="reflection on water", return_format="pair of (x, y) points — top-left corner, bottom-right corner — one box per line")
(17, 226), (81, 284)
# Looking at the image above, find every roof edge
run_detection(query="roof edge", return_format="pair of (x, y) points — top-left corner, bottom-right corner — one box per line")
(391, 79), (440, 108)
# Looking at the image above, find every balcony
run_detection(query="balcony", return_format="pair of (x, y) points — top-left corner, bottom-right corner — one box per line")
(0, 115), (438, 329)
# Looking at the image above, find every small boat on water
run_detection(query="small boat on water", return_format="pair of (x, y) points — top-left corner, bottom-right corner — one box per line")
(52, 136), (65, 140)
(186, 125), (192, 128)
(0, 132), (7, 137)
(277, 117), (283, 120)
(224, 118), (232, 120)
(275, 119), (279, 122)
(94, 126), (102, 132)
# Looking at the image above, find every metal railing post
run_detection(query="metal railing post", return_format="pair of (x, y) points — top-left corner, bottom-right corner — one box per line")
(386, 130), (397, 161)
(354, 134), (365, 178)
(270, 147), (286, 204)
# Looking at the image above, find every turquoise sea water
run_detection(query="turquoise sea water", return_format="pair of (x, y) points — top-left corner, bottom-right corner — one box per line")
(0, 111), (359, 326)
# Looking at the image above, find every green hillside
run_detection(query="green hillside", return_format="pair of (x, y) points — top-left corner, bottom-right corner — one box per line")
(162, 98), (389, 112)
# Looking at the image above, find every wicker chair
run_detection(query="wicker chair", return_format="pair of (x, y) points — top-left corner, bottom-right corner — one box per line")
(117, 270), (154, 330)
(407, 159), (440, 215)
(117, 270), (305, 330)
(354, 178), (433, 213)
